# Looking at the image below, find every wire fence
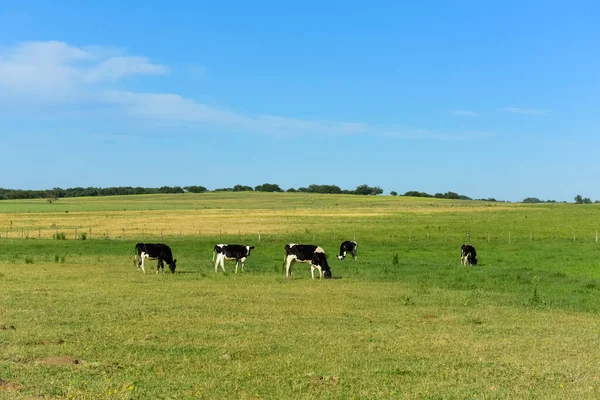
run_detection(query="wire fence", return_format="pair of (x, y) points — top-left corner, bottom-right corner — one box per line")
(1, 227), (600, 244)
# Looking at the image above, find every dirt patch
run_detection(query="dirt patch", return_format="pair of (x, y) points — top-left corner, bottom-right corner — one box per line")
(38, 356), (80, 366)
(42, 338), (65, 345)
(308, 375), (339, 389)
(0, 379), (23, 392)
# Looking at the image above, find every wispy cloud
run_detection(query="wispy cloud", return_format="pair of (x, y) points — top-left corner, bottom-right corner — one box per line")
(381, 129), (494, 140)
(503, 107), (547, 116)
(0, 40), (491, 140)
(449, 110), (479, 117)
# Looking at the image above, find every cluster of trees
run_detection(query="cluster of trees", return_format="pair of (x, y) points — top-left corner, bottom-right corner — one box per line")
(522, 197), (558, 204)
(0, 183), (383, 200)
(399, 191), (472, 200)
(574, 195), (593, 204)
(0, 186), (187, 200)
(210, 183), (383, 195)
(522, 195), (597, 204)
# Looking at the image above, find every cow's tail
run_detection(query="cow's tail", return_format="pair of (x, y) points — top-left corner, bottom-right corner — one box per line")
(212, 246), (217, 262)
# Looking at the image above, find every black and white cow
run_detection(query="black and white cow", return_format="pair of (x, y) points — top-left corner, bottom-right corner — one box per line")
(283, 244), (332, 280)
(134, 243), (177, 274)
(461, 244), (478, 266)
(337, 240), (358, 260)
(213, 244), (255, 273)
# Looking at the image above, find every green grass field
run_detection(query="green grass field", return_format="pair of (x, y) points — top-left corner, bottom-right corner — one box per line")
(2, 193), (600, 399)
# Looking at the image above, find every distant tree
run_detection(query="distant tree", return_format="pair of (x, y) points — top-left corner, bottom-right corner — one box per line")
(574, 195), (584, 204)
(286, 188), (297, 192)
(255, 183), (283, 192)
(233, 185), (254, 192)
(404, 191), (433, 198)
(184, 186), (207, 193)
(354, 184), (383, 195)
(158, 186), (184, 194)
(214, 187), (233, 192)
(390, 191), (398, 196)
(583, 197), (592, 204)
(303, 184), (342, 194)
(523, 197), (542, 203)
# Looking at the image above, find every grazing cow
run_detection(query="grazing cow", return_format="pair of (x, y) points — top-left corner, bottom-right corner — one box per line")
(461, 244), (478, 266)
(213, 244), (255, 273)
(337, 240), (358, 260)
(134, 243), (177, 274)
(283, 243), (332, 280)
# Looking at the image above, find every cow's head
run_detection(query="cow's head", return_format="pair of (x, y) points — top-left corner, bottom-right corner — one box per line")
(247, 245), (255, 255)
(323, 268), (332, 279)
(337, 254), (345, 261)
(169, 259), (177, 273)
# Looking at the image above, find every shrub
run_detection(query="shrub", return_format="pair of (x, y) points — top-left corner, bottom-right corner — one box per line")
(53, 232), (66, 240)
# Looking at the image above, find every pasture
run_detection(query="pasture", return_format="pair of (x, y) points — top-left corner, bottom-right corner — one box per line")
(2, 193), (600, 399)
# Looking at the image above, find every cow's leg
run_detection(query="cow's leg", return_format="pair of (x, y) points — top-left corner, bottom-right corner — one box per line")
(285, 257), (294, 279)
(140, 255), (146, 274)
(219, 255), (227, 273)
(241, 258), (245, 272)
(313, 265), (323, 279)
(235, 260), (239, 274)
(214, 254), (219, 272)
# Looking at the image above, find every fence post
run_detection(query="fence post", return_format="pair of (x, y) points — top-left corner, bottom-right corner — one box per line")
(466, 231), (470, 243)
(508, 232), (511, 244)
(258, 231), (261, 242)
(75, 227), (78, 240)
(354, 232), (356, 241)
(38, 229), (41, 240)
(487, 232), (490, 242)
(596, 230), (598, 243)
(122, 228), (126, 240)
(21, 228), (24, 239)
(89, 228), (92, 240)
(161, 231), (164, 240)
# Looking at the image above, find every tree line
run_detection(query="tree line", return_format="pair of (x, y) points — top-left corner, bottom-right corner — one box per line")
(0, 183), (385, 200)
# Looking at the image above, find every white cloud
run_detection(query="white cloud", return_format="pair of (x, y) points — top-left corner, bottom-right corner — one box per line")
(84, 56), (168, 83)
(102, 90), (369, 136)
(0, 41), (167, 101)
(449, 110), (479, 117)
(503, 107), (547, 116)
(0, 40), (492, 140)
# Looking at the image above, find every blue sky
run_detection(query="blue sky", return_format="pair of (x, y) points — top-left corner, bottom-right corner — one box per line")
(0, 1), (598, 201)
